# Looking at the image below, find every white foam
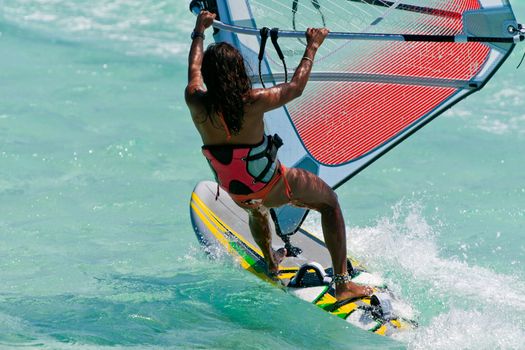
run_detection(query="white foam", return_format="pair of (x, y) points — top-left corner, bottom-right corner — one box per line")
(447, 84), (525, 135)
(66, 16), (94, 32)
(347, 202), (525, 311)
(491, 88), (525, 108)
(303, 200), (525, 346)
(477, 114), (525, 135)
(477, 116), (510, 134)
(23, 12), (57, 22)
(400, 308), (525, 349)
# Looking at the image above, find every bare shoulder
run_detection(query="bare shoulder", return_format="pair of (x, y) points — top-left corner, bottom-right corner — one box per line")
(245, 88), (264, 103)
(185, 84), (208, 116)
(245, 87), (276, 114)
(185, 84), (206, 105)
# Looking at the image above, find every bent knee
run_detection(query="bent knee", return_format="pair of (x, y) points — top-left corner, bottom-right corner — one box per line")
(324, 188), (339, 206)
(247, 206), (270, 219)
(318, 190), (340, 213)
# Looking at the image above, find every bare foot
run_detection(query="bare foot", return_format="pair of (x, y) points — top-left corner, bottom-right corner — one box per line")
(335, 281), (373, 301)
(267, 247), (287, 275)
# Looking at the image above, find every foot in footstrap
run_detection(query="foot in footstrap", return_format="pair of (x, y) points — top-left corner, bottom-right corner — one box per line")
(333, 272), (373, 301)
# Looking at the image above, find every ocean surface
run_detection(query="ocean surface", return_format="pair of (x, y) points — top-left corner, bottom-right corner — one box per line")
(0, 1), (524, 349)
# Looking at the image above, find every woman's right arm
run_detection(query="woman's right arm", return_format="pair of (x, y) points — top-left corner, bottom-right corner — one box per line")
(249, 28), (329, 114)
(185, 11), (215, 113)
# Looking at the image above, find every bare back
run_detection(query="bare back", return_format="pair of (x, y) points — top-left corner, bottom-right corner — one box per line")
(188, 89), (266, 146)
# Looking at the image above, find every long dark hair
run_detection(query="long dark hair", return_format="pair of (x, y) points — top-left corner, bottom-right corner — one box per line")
(201, 42), (252, 135)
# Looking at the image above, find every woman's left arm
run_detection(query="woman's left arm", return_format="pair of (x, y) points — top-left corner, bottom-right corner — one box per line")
(185, 11), (215, 108)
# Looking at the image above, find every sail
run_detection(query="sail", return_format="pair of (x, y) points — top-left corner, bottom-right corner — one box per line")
(196, 0), (522, 234)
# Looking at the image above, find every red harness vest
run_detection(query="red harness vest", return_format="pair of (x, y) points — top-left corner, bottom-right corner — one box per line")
(202, 134), (289, 203)
(202, 134), (291, 205)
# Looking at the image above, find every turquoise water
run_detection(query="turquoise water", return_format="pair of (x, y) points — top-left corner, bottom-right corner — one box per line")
(0, 1), (524, 348)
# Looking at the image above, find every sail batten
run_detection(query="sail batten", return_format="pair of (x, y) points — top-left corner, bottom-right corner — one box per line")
(253, 72), (479, 89)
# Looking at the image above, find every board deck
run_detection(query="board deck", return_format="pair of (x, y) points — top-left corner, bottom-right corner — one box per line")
(190, 181), (417, 336)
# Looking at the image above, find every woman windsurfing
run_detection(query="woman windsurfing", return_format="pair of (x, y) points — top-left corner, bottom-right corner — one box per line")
(185, 10), (372, 301)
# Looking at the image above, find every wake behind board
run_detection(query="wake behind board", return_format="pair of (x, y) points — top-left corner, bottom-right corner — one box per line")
(190, 181), (417, 336)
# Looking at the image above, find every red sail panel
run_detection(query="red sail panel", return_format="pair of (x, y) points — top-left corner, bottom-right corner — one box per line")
(378, 0), (482, 35)
(333, 42), (490, 81)
(287, 39), (491, 165)
(288, 83), (456, 165)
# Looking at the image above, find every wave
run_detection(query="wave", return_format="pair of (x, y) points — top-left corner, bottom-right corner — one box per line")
(403, 308), (525, 349)
(303, 200), (525, 349)
(0, 0), (193, 59)
(447, 82), (525, 136)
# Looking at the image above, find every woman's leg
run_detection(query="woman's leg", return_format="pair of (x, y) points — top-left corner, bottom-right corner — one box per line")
(263, 168), (372, 300)
(246, 206), (286, 275)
